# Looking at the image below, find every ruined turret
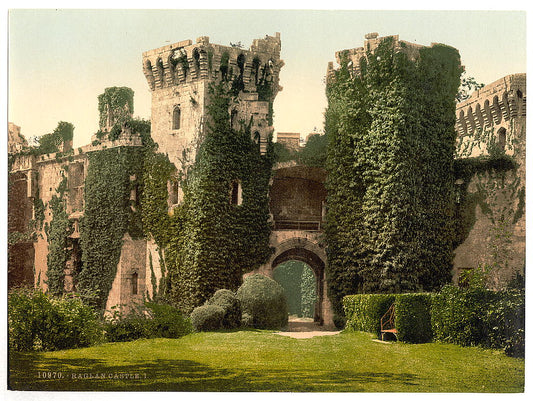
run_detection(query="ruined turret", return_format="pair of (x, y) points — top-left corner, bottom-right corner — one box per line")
(142, 33), (284, 164)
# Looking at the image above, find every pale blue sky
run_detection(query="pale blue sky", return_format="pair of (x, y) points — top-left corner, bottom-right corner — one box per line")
(8, 9), (527, 147)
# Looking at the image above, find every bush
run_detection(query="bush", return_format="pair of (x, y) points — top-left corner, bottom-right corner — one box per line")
(485, 289), (525, 357)
(343, 294), (395, 336)
(206, 289), (241, 329)
(104, 306), (150, 342)
(104, 302), (192, 342)
(236, 274), (288, 330)
(145, 302), (193, 338)
(395, 293), (433, 343)
(431, 285), (525, 356)
(190, 305), (225, 332)
(8, 288), (103, 351)
(431, 285), (495, 347)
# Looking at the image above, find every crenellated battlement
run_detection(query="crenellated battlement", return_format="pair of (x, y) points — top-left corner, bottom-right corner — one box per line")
(142, 33), (284, 101)
(143, 33), (284, 165)
(455, 74), (526, 138)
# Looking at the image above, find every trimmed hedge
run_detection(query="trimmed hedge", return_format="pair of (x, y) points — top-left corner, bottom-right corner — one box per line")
(343, 294), (395, 336)
(343, 293), (432, 343)
(190, 304), (225, 332)
(343, 287), (524, 355)
(236, 274), (288, 330)
(395, 293), (433, 343)
(431, 285), (524, 357)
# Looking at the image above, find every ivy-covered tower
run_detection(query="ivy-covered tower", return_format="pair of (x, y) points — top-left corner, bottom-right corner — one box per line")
(142, 34), (284, 175)
(141, 35), (285, 312)
(324, 33), (462, 324)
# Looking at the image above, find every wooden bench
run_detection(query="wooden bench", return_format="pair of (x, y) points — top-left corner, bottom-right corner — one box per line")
(380, 304), (398, 341)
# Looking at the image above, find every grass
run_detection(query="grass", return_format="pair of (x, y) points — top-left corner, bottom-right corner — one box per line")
(8, 330), (524, 392)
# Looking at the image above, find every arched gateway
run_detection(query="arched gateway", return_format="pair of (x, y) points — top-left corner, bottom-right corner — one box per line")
(249, 164), (335, 328)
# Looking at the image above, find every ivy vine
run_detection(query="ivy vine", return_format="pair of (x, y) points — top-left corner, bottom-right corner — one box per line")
(45, 175), (72, 296)
(78, 138), (147, 309)
(161, 80), (275, 313)
(324, 38), (462, 325)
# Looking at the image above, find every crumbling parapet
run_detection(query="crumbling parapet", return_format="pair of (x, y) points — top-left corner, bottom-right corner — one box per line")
(142, 33), (284, 165)
(8, 122), (28, 154)
(327, 33), (427, 83)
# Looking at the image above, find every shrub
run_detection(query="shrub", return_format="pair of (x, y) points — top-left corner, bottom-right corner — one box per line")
(431, 285), (525, 356)
(431, 285), (495, 347)
(206, 289), (241, 329)
(190, 305), (225, 332)
(343, 294), (395, 336)
(104, 302), (192, 342)
(236, 274), (288, 330)
(485, 289), (525, 357)
(395, 293), (433, 343)
(104, 304), (151, 342)
(431, 286), (525, 356)
(241, 312), (253, 328)
(145, 302), (193, 338)
(8, 288), (103, 351)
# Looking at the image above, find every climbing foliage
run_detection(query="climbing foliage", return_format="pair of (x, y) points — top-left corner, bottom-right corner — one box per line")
(31, 121), (75, 156)
(98, 87), (134, 129)
(325, 38), (462, 325)
(45, 189), (72, 297)
(79, 143), (146, 309)
(163, 81), (275, 313)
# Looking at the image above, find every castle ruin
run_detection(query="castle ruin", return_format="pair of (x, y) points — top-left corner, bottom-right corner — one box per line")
(7, 33), (526, 326)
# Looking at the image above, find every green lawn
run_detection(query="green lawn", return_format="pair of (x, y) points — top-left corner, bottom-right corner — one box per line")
(8, 330), (524, 392)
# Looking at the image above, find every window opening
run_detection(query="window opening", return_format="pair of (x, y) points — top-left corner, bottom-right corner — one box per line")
(498, 127), (507, 151)
(131, 272), (138, 295)
(230, 180), (242, 206)
(173, 105), (181, 130)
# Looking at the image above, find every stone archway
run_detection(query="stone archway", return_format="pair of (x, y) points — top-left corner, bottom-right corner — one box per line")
(251, 235), (334, 328)
(272, 246), (325, 324)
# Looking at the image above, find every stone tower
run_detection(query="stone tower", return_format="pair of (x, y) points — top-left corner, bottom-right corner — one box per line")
(142, 33), (284, 168)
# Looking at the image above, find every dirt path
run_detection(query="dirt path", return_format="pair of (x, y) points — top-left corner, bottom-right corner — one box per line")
(276, 317), (340, 339)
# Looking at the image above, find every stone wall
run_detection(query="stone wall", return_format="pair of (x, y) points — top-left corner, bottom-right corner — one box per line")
(453, 74), (526, 288)
(105, 233), (147, 314)
(327, 32), (425, 83)
(270, 165), (327, 229)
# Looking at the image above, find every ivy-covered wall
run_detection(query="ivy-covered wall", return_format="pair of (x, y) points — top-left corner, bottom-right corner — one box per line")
(45, 176), (72, 296)
(324, 36), (462, 324)
(78, 141), (147, 309)
(161, 81), (275, 313)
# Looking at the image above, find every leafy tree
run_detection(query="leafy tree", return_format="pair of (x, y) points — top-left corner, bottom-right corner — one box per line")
(299, 134), (328, 167)
(36, 121), (74, 154)
(456, 71), (484, 102)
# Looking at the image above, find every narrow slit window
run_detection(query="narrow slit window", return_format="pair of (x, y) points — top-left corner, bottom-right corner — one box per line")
(173, 105), (181, 130)
(131, 272), (138, 295)
(231, 109), (238, 129)
(498, 127), (507, 151)
(230, 180), (242, 206)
